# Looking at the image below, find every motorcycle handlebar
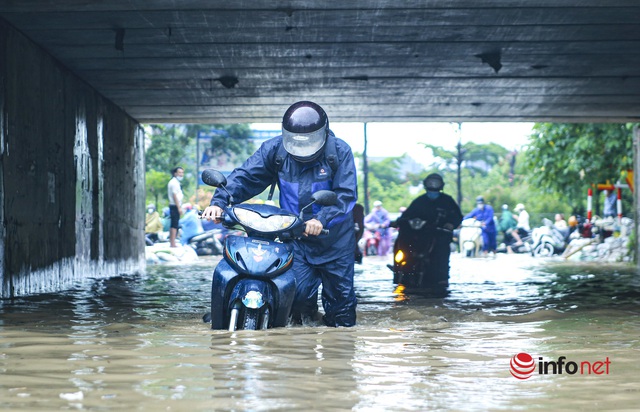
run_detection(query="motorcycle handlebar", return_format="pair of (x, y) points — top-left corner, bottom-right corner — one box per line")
(197, 210), (225, 220)
(393, 217), (454, 234)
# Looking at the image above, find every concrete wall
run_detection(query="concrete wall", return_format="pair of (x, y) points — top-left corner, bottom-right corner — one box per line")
(0, 18), (145, 298)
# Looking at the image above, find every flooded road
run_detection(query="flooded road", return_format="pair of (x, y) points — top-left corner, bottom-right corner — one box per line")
(1, 253), (639, 411)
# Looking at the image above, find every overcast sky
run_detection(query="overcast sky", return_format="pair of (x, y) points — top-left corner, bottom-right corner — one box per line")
(252, 122), (535, 168)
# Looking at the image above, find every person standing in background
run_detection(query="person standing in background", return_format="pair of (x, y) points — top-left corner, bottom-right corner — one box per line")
(168, 166), (184, 248)
(464, 196), (497, 255)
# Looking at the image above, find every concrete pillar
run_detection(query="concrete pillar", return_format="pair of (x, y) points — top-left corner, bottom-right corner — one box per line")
(0, 18), (145, 298)
(634, 126), (640, 266)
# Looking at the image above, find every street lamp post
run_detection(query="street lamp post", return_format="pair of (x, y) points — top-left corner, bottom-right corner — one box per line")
(363, 122), (370, 214)
(454, 122), (463, 206)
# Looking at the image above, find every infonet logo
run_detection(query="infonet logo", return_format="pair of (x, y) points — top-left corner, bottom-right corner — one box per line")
(510, 352), (611, 380)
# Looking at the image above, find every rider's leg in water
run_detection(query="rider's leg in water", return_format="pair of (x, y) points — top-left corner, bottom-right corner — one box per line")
(290, 255), (321, 324)
(430, 240), (452, 287)
(290, 251), (357, 327)
(318, 254), (357, 327)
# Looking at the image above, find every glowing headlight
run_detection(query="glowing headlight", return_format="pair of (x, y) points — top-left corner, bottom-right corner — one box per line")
(233, 207), (296, 232)
(394, 250), (405, 263)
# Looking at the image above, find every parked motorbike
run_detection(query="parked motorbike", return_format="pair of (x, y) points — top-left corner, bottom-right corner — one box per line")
(459, 218), (483, 257)
(186, 228), (225, 256)
(388, 217), (452, 291)
(530, 218), (571, 257)
(201, 169), (337, 331)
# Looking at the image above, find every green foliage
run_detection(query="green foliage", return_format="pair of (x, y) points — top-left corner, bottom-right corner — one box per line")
(145, 170), (169, 208)
(145, 124), (191, 174)
(144, 123), (256, 210)
(368, 157), (405, 186)
(356, 154), (420, 214)
(423, 141), (509, 176)
(186, 124), (256, 166)
(523, 123), (635, 214)
(358, 142), (529, 219)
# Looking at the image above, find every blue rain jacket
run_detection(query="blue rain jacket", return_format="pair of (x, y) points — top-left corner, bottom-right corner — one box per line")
(210, 132), (357, 264)
(179, 209), (204, 245)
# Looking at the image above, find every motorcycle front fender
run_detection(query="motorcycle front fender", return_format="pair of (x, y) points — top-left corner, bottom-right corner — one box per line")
(210, 260), (296, 329)
(271, 269), (296, 327)
(211, 259), (239, 330)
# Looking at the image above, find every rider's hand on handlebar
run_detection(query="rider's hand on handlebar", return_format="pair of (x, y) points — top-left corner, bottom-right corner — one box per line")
(202, 205), (224, 223)
(304, 218), (324, 237)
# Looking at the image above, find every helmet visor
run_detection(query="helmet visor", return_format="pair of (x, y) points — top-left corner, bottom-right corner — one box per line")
(282, 128), (326, 158)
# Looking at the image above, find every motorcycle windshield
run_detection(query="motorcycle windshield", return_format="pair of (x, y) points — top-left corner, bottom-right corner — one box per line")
(232, 205), (297, 234)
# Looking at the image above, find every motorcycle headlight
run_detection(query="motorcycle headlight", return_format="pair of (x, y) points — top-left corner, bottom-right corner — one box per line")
(233, 207), (296, 232)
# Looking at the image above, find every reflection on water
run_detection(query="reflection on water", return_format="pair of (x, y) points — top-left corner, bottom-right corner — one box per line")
(1, 254), (639, 411)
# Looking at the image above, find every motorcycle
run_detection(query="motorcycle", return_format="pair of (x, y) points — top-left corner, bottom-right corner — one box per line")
(459, 218), (483, 257)
(186, 228), (225, 256)
(362, 223), (382, 256)
(496, 228), (533, 254)
(530, 218), (571, 257)
(388, 217), (453, 291)
(200, 169), (337, 331)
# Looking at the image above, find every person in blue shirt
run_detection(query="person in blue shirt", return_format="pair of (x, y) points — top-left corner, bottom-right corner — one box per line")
(179, 203), (204, 245)
(202, 101), (358, 327)
(464, 196), (497, 254)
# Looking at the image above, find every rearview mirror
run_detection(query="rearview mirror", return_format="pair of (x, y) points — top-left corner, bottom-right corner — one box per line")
(201, 169), (227, 187)
(311, 190), (337, 206)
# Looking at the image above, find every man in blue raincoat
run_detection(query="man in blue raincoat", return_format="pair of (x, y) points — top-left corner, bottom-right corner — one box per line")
(464, 196), (497, 254)
(202, 101), (358, 327)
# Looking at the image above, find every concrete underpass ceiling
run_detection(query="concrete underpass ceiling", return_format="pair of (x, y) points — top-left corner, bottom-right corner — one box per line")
(2, 1), (640, 124)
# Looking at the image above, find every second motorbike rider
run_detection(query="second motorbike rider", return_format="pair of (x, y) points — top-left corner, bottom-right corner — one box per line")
(394, 173), (463, 286)
(202, 101), (358, 327)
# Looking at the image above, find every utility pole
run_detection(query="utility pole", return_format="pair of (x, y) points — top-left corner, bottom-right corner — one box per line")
(363, 123), (370, 214)
(455, 122), (463, 206)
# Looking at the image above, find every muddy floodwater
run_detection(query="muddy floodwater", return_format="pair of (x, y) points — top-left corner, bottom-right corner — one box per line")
(1, 253), (639, 411)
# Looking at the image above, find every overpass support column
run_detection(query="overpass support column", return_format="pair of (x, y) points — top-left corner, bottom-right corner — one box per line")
(0, 18), (145, 298)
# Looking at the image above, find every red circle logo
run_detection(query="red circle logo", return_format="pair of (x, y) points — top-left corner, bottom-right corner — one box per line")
(510, 352), (536, 380)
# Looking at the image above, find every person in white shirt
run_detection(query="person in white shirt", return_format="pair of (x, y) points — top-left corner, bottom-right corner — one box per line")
(167, 166), (184, 247)
(514, 203), (530, 232)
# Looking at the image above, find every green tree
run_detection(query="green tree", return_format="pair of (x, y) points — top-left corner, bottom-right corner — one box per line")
(145, 124), (191, 174)
(145, 170), (169, 209)
(423, 142), (509, 176)
(356, 154), (422, 214)
(523, 123), (635, 214)
(144, 123), (257, 209)
(187, 124), (256, 168)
